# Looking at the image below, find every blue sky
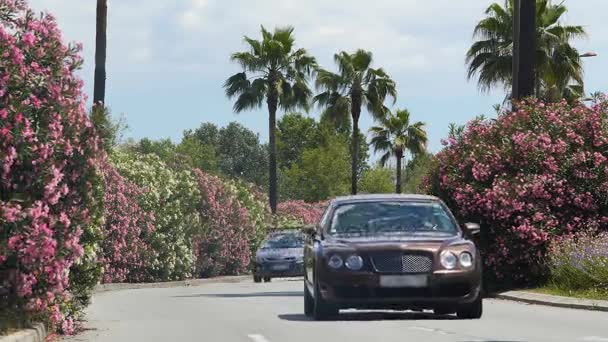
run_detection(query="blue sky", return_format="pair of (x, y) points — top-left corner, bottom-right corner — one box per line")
(29, 0), (608, 154)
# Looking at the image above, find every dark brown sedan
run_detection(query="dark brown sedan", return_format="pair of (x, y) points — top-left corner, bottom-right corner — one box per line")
(303, 194), (483, 320)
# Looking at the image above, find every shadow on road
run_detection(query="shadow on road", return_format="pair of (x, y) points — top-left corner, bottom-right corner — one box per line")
(173, 291), (303, 298)
(278, 311), (458, 322)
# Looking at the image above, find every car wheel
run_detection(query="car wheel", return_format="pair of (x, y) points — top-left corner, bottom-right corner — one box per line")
(457, 295), (483, 319)
(253, 275), (262, 283)
(312, 277), (338, 320)
(304, 282), (314, 317)
(263, 277), (272, 283)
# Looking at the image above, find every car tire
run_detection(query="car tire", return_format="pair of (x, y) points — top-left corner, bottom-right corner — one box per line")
(312, 277), (338, 321)
(304, 282), (314, 317)
(433, 307), (455, 316)
(457, 295), (483, 319)
(263, 277), (272, 283)
(253, 275), (262, 283)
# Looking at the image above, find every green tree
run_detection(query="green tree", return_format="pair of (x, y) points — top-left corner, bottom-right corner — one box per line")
(370, 109), (427, 194)
(217, 122), (269, 187)
(315, 49), (397, 195)
(402, 152), (434, 194)
(359, 168), (394, 194)
(466, 0), (587, 102)
(281, 134), (350, 202)
(184, 122), (220, 147)
(90, 106), (128, 152)
(276, 112), (320, 169)
(224, 26), (317, 214)
(175, 136), (218, 173)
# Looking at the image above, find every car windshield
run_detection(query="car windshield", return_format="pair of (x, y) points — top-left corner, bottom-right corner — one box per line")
(328, 201), (459, 237)
(261, 233), (305, 249)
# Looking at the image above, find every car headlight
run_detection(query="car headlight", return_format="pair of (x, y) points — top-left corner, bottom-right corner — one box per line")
(345, 255), (364, 271)
(327, 255), (343, 269)
(440, 251), (458, 270)
(459, 252), (474, 268)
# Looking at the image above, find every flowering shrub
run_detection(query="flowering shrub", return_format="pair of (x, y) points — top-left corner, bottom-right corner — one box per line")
(226, 179), (270, 257)
(276, 201), (326, 225)
(194, 170), (254, 278)
(427, 98), (608, 286)
(111, 152), (200, 281)
(99, 160), (155, 283)
(0, 0), (103, 332)
(547, 231), (608, 292)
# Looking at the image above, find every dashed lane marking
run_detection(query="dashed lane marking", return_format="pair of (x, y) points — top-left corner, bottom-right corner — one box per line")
(248, 334), (271, 342)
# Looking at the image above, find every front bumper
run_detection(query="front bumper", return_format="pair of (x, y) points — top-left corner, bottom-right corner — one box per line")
(254, 261), (305, 278)
(317, 269), (481, 309)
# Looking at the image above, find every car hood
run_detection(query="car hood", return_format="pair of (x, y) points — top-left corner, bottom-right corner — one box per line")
(323, 234), (471, 253)
(256, 247), (303, 259)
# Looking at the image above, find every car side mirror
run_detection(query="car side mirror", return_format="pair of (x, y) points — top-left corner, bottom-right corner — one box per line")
(464, 223), (481, 236)
(302, 224), (317, 237)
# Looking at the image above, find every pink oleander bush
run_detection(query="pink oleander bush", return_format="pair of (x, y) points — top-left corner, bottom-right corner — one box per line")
(547, 230), (608, 292)
(194, 170), (255, 278)
(427, 98), (608, 287)
(276, 200), (326, 226)
(99, 160), (155, 283)
(0, 0), (103, 333)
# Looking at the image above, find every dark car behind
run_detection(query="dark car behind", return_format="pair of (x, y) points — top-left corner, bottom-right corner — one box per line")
(253, 230), (306, 283)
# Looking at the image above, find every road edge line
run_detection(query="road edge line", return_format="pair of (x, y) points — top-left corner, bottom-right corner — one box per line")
(494, 293), (608, 312)
(94, 275), (250, 293)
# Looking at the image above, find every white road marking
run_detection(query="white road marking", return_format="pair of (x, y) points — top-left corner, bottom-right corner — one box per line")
(582, 337), (608, 342)
(248, 334), (271, 342)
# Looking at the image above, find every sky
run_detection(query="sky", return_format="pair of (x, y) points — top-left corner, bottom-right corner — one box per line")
(28, 0), (608, 153)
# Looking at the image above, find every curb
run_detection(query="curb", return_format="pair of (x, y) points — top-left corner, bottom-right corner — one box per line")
(0, 323), (46, 342)
(495, 291), (608, 312)
(94, 275), (250, 293)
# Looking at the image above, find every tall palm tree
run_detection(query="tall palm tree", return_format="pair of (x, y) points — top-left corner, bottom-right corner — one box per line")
(314, 50), (397, 195)
(466, 0), (587, 101)
(93, 0), (107, 106)
(224, 26), (316, 214)
(369, 109), (427, 194)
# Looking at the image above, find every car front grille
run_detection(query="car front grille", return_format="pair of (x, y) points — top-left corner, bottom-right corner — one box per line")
(371, 253), (433, 274)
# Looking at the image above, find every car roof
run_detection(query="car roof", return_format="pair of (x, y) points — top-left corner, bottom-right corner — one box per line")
(266, 229), (304, 235)
(330, 194), (440, 206)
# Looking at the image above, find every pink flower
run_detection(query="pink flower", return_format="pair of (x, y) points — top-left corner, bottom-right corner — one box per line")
(21, 31), (36, 47)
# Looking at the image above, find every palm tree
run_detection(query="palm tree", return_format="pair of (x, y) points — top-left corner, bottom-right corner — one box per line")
(466, 0), (587, 101)
(93, 0), (107, 106)
(314, 49), (397, 195)
(369, 109), (427, 194)
(224, 26), (316, 214)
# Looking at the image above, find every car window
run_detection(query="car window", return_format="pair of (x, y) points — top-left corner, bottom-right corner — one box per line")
(328, 201), (459, 237)
(261, 233), (305, 249)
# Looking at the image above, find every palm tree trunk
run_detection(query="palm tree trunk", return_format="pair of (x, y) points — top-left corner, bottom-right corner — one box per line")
(512, 0), (521, 101)
(267, 80), (279, 214)
(351, 113), (361, 195)
(395, 154), (402, 194)
(518, 0), (536, 98)
(94, 0), (107, 106)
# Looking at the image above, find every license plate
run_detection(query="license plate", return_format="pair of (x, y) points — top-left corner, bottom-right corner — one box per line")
(379, 275), (428, 288)
(271, 264), (289, 271)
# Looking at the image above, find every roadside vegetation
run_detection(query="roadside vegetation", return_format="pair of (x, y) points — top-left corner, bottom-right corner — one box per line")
(1, 0), (607, 336)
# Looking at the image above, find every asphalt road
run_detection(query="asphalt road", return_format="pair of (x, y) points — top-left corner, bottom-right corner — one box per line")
(65, 278), (608, 342)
